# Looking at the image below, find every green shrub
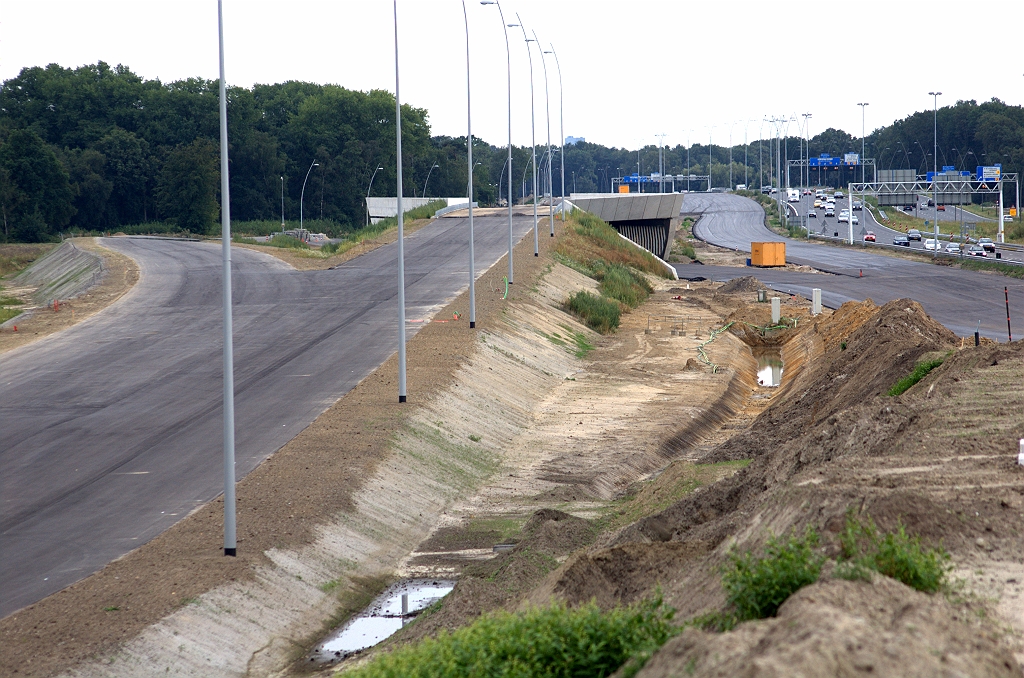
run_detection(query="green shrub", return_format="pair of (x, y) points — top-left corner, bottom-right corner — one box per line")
(344, 598), (676, 678)
(567, 290), (620, 333)
(888, 358), (944, 396)
(722, 527), (824, 622)
(596, 262), (652, 308)
(837, 514), (950, 593)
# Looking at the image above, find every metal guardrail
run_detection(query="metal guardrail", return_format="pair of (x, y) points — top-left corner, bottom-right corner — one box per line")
(433, 202), (478, 218)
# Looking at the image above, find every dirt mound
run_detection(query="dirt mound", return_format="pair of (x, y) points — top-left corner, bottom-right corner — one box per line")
(816, 298), (878, 353)
(636, 577), (1018, 678)
(716, 276), (765, 294)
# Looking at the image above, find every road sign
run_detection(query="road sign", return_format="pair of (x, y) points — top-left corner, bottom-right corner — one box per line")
(977, 166), (1001, 181)
(844, 153), (860, 165)
(942, 165), (956, 172)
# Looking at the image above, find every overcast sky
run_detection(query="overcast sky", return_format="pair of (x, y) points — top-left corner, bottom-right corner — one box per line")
(3, 0), (1023, 153)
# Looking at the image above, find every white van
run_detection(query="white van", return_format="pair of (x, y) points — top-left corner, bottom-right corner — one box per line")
(787, 188), (800, 202)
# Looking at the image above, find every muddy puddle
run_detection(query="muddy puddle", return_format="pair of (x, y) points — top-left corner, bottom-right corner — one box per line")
(309, 579), (455, 666)
(754, 347), (784, 387)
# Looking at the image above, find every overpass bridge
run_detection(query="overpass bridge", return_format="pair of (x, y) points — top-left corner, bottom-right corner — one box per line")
(571, 193), (684, 260)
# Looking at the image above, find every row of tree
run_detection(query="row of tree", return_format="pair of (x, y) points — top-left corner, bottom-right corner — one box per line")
(1, 61), (1021, 241)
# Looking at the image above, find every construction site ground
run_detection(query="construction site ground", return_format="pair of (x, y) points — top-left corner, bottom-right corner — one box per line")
(3, 220), (1024, 677)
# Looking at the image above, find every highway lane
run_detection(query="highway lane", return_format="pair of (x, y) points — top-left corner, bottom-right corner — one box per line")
(0, 215), (534, 616)
(683, 192), (1024, 339)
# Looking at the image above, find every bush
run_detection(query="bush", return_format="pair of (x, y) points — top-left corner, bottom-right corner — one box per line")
(837, 514), (950, 593)
(567, 290), (620, 333)
(596, 261), (653, 308)
(888, 358), (944, 396)
(344, 598), (676, 678)
(722, 527), (824, 622)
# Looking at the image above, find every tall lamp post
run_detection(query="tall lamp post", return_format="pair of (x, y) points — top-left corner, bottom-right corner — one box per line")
(300, 159), (318, 232)
(707, 125), (714, 192)
(801, 113), (812, 188)
(928, 91), (941, 248)
(512, 15), (539, 256)
(280, 176), (285, 229)
(535, 30), (554, 237)
(216, 0), (236, 558)
(857, 103), (869, 183)
(547, 45), (565, 216)
(365, 164), (383, 227)
(463, 0), (476, 328)
(422, 163), (439, 198)
(481, 0), (514, 283)
(393, 0), (407, 403)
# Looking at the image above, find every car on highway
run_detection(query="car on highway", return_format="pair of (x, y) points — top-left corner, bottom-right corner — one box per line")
(838, 209), (849, 223)
(825, 205), (835, 217)
(944, 242), (961, 254)
(852, 200), (863, 210)
(851, 214), (859, 225)
(815, 189), (825, 199)
(966, 244), (987, 257)
(923, 238), (939, 250)
(936, 205), (945, 211)
(835, 191), (845, 199)
(813, 199), (823, 208)
(908, 229), (922, 241)
(893, 235), (910, 247)
(979, 237), (996, 252)
(803, 189), (813, 195)
(826, 196), (836, 204)
(903, 205), (915, 213)
(926, 198), (934, 207)
(808, 210), (817, 218)
(863, 231), (876, 242)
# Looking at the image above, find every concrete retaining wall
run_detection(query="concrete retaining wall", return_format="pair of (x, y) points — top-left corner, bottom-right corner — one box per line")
(16, 240), (104, 304)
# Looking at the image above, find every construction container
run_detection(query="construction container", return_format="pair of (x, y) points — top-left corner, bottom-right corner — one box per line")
(750, 241), (786, 267)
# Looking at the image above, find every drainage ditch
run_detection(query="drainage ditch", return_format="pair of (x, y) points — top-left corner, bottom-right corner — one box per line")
(753, 346), (784, 387)
(308, 579), (455, 667)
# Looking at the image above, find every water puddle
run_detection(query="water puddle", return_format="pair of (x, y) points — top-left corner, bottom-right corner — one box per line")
(309, 579), (455, 666)
(753, 347), (784, 387)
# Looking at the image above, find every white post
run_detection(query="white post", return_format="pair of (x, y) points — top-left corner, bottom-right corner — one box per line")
(394, 0), (407, 403)
(848, 181), (854, 245)
(771, 297), (781, 324)
(535, 31), (553, 237)
(216, 0), (236, 557)
(516, 16), (539, 257)
(999, 179), (1005, 243)
(463, 1), (476, 328)
(812, 288), (821, 316)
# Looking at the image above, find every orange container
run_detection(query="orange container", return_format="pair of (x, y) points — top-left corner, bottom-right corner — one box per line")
(750, 241), (786, 267)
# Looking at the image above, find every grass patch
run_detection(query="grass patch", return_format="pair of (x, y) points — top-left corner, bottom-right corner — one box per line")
(0, 243), (56, 276)
(598, 262), (653, 308)
(569, 329), (594, 357)
(959, 258), (1024, 279)
(836, 514), (950, 593)
(343, 597), (676, 678)
(0, 307), (22, 324)
(888, 358), (944, 396)
(235, 233), (310, 250)
(0, 295), (24, 305)
(556, 210), (671, 280)
(567, 290), (620, 333)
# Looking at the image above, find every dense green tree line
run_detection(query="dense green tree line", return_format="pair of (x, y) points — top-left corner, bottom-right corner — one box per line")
(1, 61), (1021, 242)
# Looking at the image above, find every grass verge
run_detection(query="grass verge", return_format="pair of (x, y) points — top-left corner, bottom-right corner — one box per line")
(836, 514), (951, 593)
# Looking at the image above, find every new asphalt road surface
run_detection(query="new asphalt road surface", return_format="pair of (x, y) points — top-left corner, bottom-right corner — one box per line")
(681, 193), (1024, 340)
(0, 215), (534, 617)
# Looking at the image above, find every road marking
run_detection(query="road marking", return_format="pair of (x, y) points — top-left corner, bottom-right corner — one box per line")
(114, 471), (150, 475)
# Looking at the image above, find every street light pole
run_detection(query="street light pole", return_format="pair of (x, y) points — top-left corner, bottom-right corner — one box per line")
(801, 113), (812, 188)
(300, 159), (318, 233)
(549, 45), (565, 215)
(422, 163), (439, 198)
(928, 92), (942, 249)
(707, 126), (714, 192)
(857, 103), (868, 183)
(393, 0), (407, 403)
(462, 0), (476, 328)
(511, 17), (539, 256)
(365, 164), (383, 227)
(535, 32), (554, 238)
(280, 176), (285, 229)
(216, 0), (236, 558)
(481, 1), (515, 284)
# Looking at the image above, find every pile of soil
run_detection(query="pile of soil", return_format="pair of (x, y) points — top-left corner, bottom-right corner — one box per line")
(636, 577), (1019, 678)
(716, 275), (766, 294)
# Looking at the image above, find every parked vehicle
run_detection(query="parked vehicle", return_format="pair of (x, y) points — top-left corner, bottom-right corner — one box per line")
(979, 237), (996, 252)
(863, 231), (876, 242)
(907, 229), (922, 241)
(893, 235), (910, 247)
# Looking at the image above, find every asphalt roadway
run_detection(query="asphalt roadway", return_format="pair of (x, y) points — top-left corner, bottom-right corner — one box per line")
(682, 192), (1024, 340)
(0, 214), (535, 617)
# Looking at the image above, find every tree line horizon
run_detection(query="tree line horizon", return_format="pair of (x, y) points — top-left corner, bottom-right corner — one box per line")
(1, 61), (1021, 241)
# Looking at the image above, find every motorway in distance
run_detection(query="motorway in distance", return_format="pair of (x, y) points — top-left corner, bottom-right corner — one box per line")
(680, 192), (1024, 340)
(783, 189), (1021, 261)
(0, 215), (535, 617)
